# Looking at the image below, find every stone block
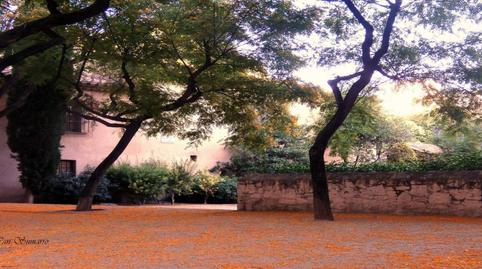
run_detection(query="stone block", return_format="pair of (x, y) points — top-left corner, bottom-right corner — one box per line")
(410, 185), (428, 197)
(429, 192), (451, 205)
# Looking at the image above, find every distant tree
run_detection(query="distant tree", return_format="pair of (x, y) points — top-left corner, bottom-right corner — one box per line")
(315, 95), (413, 164)
(386, 142), (417, 162)
(195, 170), (222, 204)
(309, 0), (481, 220)
(166, 160), (196, 205)
(70, 0), (320, 211)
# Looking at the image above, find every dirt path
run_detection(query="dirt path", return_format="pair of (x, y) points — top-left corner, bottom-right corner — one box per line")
(0, 203), (480, 268)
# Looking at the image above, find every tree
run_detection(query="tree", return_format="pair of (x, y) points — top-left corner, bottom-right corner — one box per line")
(166, 160), (195, 205)
(71, 0), (320, 210)
(195, 170), (222, 204)
(5, 33), (72, 198)
(310, 0), (481, 220)
(6, 78), (68, 197)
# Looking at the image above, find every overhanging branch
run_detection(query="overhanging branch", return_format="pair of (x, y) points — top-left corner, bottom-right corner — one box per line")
(0, 0), (110, 48)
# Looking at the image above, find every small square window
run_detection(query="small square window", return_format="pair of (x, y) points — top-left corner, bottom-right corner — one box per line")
(57, 160), (76, 176)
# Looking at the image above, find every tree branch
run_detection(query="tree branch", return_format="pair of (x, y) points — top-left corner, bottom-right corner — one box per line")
(0, 0), (110, 48)
(121, 53), (138, 104)
(67, 108), (128, 128)
(375, 65), (400, 80)
(372, 0), (402, 64)
(0, 35), (64, 72)
(342, 0), (374, 66)
(45, 0), (61, 15)
(327, 71), (363, 107)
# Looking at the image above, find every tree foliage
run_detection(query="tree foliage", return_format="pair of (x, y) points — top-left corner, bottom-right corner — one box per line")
(0, 0), (110, 75)
(6, 79), (67, 195)
(315, 95), (413, 163)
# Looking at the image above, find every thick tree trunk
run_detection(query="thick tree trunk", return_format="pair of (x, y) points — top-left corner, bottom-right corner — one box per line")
(309, 147), (333, 220)
(204, 192), (208, 204)
(76, 120), (142, 211)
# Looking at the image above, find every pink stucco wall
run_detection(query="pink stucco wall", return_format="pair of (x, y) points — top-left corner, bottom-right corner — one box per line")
(60, 121), (231, 174)
(0, 99), (24, 202)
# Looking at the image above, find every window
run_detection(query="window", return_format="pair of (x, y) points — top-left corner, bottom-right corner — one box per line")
(58, 160), (76, 176)
(65, 106), (87, 133)
(190, 155), (198, 162)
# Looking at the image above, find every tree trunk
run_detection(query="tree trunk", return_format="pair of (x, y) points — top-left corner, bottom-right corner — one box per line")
(170, 193), (175, 205)
(23, 188), (34, 203)
(204, 191), (208, 204)
(76, 120), (142, 211)
(309, 146), (333, 220)
(311, 72), (375, 220)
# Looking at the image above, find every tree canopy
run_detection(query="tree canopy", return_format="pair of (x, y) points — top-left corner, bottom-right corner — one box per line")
(67, 0), (321, 210)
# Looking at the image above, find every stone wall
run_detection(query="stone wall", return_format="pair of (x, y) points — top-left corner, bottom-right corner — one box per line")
(237, 171), (482, 217)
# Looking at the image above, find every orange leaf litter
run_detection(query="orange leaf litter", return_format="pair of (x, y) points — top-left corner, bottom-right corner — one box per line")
(0, 203), (480, 268)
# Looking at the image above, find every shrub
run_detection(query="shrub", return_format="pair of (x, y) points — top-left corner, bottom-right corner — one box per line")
(106, 161), (168, 204)
(219, 148), (482, 174)
(195, 171), (222, 204)
(165, 160), (196, 204)
(386, 143), (417, 162)
(176, 176), (238, 204)
(37, 167), (111, 204)
(213, 176), (238, 203)
(128, 162), (169, 200)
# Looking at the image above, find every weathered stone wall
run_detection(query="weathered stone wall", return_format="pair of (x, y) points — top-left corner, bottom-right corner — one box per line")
(237, 171), (482, 217)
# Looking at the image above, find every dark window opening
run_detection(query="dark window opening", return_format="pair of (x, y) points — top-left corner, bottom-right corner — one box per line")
(58, 160), (76, 176)
(190, 155), (198, 162)
(65, 107), (87, 133)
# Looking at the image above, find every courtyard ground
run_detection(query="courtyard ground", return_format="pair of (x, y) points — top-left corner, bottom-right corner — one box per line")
(0, 203), (481, 268)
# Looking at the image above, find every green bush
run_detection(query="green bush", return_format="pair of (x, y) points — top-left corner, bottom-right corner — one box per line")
(213, 176), (238, 203)
(129, 162), (169, 199)
(106, 161), (168, 204)
(37, 167), (111, 204)
(218, 149), (482, 174)
(176, 176), (238, 204)
(165, 160), (196, 204)
(386, 143), (418, 162)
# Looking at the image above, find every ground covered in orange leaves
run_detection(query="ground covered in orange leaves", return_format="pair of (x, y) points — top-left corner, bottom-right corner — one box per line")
(0, 203), (481, 268)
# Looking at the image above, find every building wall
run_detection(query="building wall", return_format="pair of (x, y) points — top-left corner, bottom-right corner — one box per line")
(238, 171), (482, 217)
(0, 101), (23, 202)
(0, 96), (231, 201)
